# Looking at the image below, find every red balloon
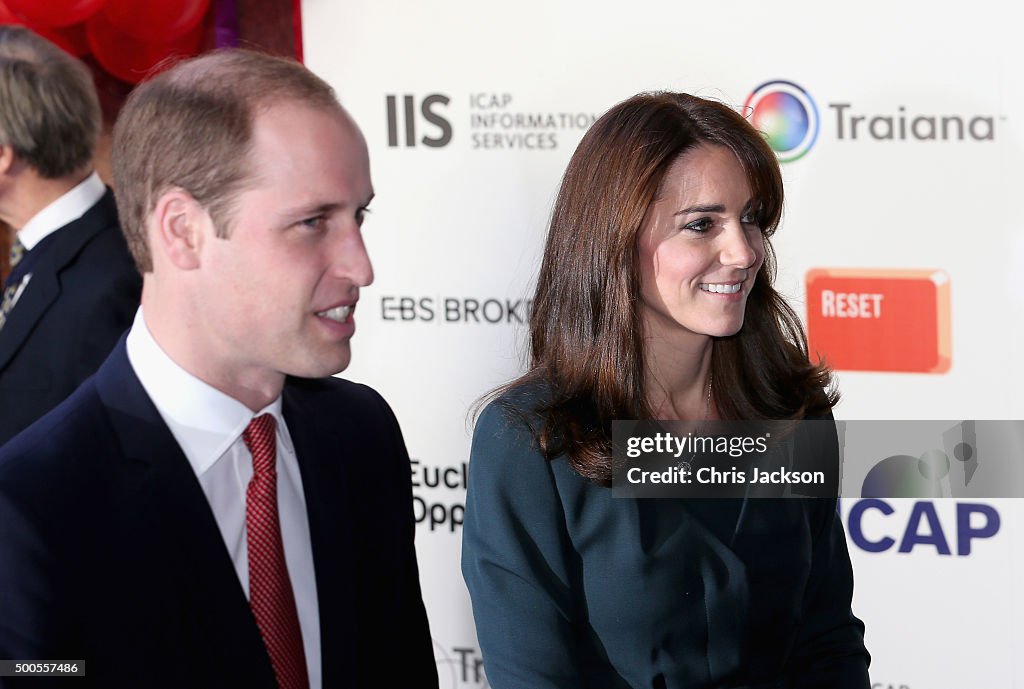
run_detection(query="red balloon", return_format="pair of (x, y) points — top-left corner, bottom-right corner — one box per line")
(101, 0), (209, 43)
(0, 0), (24, 24)
(4, 0), (106, 28)
(36, 22), (90, 56)
(0, 3), (89, 57)
(86, 10), (201, 84)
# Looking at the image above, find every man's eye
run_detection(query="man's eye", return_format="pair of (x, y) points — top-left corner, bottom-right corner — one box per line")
(356, 206), (372, 226)
(300, 216), (327, 231)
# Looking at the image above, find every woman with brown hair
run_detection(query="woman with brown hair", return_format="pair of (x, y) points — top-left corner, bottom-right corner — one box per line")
(461, 92), (869, 688)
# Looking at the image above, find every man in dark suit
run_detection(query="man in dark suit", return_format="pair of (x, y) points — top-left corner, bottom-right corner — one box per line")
(0, 50), (438, 688)
(0, 26), (141, 446)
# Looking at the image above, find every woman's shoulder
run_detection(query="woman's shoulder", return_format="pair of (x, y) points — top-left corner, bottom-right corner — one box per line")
(470, 378), (561, 479)
(476, 378), (553, 434)
(802, 406), (835, 421)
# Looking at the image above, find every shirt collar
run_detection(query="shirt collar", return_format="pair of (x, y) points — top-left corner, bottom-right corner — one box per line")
(125, 308), (294, 476)
(17, 171), (106, 250)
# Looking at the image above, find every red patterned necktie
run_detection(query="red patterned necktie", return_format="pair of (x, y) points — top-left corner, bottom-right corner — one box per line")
(243, 414), (310, 689)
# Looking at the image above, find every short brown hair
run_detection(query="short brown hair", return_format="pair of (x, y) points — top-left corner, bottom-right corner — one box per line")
(111, 49), (341, 272)
(499, 91), (835, 484)
(0, 25), (100, 178)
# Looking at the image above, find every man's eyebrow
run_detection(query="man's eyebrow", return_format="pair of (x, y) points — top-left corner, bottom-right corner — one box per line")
(281, 202), (344, 218)
(280, 193), (375, 220)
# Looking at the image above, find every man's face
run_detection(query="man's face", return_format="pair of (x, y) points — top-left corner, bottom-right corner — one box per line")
(193, 102), (374, 389)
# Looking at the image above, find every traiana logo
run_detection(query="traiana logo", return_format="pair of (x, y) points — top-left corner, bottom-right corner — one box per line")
(745, 79), (1001, 162)
(744, 80), (820, 162)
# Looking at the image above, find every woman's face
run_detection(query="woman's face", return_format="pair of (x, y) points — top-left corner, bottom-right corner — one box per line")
(636, 143), (765, 345)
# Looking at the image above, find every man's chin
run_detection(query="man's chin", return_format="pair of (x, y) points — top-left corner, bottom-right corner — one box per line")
(286, 349), (352, 379)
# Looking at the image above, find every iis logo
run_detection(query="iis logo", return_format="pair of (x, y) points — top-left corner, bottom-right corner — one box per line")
(744, 80), (819, 163)
(386, 94), (452, 148)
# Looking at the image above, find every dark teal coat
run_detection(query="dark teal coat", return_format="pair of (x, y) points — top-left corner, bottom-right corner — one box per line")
(462, 390), (869, 689)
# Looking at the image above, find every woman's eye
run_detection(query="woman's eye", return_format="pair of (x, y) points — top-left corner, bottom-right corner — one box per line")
(741, 202), (766, 228)
(356, 206), (372, 226)
(683, 217), (713, 233)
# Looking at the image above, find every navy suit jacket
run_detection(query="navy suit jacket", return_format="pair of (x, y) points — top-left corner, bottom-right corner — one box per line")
(0, 340), (438, 688)
(0, 190), (141, 447)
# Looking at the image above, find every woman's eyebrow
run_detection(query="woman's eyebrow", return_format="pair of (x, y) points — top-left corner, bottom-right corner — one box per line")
(674, 204), (726, 216)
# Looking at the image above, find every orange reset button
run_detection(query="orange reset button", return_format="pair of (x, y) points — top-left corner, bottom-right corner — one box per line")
(806, 269), (951, 373)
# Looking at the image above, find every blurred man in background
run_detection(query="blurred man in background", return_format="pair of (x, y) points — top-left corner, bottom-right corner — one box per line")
(0, 25), (140, 446)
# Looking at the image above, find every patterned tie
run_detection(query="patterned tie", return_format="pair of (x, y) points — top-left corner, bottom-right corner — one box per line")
(243, 414), (310, 689)
(0, 238), (26, 332)
(8, 236), (24, 271)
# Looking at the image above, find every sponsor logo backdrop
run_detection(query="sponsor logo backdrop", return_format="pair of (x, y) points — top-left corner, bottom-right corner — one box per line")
(304, 0), (1024, 685)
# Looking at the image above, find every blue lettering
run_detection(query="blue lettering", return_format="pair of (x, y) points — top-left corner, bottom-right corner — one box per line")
(846, 499), (1001, 557)
(848, 499), (896, 553)
(956, 502), (1000, 555)
(898, 502), (951, 555)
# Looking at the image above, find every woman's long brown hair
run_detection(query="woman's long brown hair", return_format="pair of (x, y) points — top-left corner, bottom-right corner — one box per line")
(490, 92), (836, 485)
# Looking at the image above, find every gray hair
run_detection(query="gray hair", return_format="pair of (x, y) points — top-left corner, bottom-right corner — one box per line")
(0, 25), (100, 179)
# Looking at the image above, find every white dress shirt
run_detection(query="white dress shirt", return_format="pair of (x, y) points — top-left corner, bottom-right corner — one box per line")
(7, 172), (106, 307)
(126, 309), (322, 688)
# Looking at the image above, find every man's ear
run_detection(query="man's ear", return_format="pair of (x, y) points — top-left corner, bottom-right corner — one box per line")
(150, 189), (210, 270)
(0, 145), (15, 176)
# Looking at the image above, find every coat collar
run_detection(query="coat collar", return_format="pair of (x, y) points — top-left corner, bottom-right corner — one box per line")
(0, 191), (118, 372)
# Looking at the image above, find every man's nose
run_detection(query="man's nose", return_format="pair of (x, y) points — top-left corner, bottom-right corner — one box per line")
(329, 227), (374, 287)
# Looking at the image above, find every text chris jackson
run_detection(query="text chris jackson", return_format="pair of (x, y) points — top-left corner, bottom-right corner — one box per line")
(626, 466), (827, 486)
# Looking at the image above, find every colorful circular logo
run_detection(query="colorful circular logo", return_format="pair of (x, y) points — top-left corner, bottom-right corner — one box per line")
(744, 80), (819, 163)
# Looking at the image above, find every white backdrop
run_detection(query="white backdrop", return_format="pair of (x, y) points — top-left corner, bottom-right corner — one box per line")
(303, 1), (1024, 686)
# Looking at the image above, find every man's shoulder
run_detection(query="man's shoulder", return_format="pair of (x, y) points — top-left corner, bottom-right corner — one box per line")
(284, 376), (398, 429)
(0, 376), (109, 489)
(286, 374), (387, 405)
(283, 377), (409, 484)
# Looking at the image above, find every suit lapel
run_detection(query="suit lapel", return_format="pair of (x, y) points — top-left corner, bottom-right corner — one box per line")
(0, 270), (58, 371)
(95, 341), (278, 686)
(0, 192), (118, 372)
(283, 381), (358, 686)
